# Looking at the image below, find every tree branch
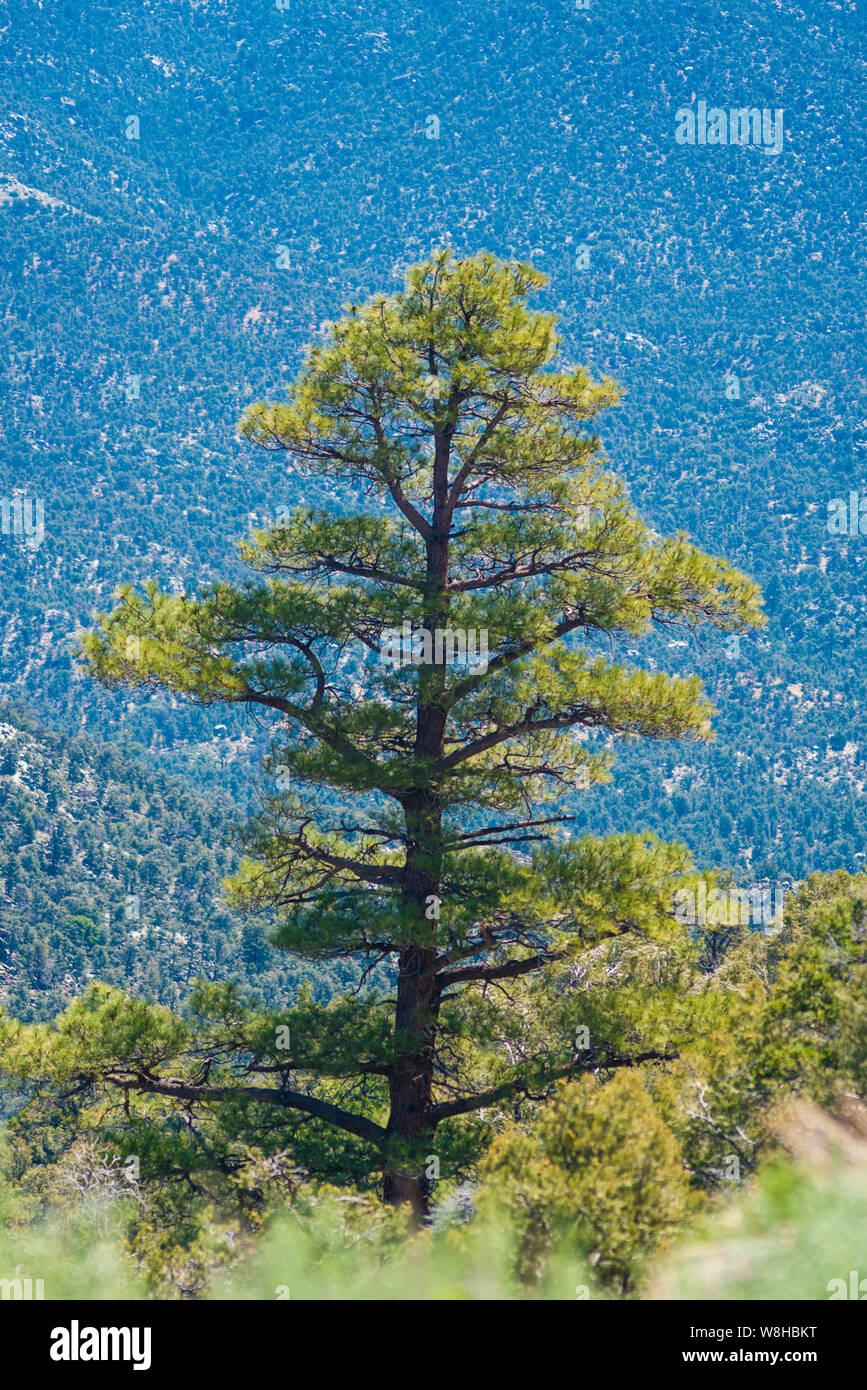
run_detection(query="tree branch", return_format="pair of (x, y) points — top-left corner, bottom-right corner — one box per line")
(437, 952), (552, 987)
(429, 1049), (678, 1122)
(105, 1073), (387, 1142)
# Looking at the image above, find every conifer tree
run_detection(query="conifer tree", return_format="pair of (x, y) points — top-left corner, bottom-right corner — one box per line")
(5, 252), (763, 1219)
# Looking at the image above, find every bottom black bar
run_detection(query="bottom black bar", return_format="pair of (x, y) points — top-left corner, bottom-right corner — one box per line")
(0, 1299), (860, 1377)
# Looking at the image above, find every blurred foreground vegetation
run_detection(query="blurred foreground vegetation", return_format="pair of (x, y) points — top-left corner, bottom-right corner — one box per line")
(1, 1111), (865, 1301)
(1, 867), (864, 1300)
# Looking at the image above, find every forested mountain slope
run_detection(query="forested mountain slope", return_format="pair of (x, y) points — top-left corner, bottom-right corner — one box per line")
(0, 0), (864, 879)
(0, 705), (358, 1023)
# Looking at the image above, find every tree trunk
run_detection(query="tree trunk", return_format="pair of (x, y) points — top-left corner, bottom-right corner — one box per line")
(382, 418), (452, 1221)
(384, 794), (443, 1224)
(382, 956), (437, 1227)
(382, 1164), (430, 1221)
(383, 950), (440, 1222)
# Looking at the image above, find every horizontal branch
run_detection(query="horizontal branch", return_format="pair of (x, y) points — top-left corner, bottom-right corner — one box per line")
(429, 1049), (679, 1122)
(257, 552), (425, 592)
(437, 708), (600, 771)
(104, 1072), (387, 1143)
(437, 952), (552, 988)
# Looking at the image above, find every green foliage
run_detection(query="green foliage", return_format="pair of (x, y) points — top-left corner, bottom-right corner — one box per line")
(650, 869), (867, 1188)
(0, 9), (863, 1297)
(758, 869), (867, 1101)
(4, 1129), (865, 1303)
(0, 1132), (147, 1300)
(212, 1192), (600, 1302)
(3, 858), (866, 1298)
(0, 3), (863, 881)
(477, 1073), (692, 1294)
(7, 253), (857, 1275)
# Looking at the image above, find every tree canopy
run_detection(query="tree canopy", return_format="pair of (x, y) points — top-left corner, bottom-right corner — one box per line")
(19, 251), (764, 1218)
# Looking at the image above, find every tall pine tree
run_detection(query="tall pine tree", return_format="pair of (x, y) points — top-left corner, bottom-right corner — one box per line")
(8, 252), (763, 1219)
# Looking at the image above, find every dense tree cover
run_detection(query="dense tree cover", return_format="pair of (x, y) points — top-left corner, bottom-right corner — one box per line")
(0, 703), (365, 1035)
(3, 251), (766, 1220)
(1, 0), (864, 877)
(0, 0), (862, 1304)
(1, 868), (864, 1295)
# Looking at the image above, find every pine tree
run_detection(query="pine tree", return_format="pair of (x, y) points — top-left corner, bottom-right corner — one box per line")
(18, 252), (763, 1220)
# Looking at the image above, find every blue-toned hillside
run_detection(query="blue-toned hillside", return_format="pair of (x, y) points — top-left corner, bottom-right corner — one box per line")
(0, 0), (864, 879)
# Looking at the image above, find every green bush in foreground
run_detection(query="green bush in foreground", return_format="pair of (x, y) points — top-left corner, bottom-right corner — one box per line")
(1, 1138), (864, 1301)
(476, 1072), (693, 1295)
(210, 1193), (605, 1302)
